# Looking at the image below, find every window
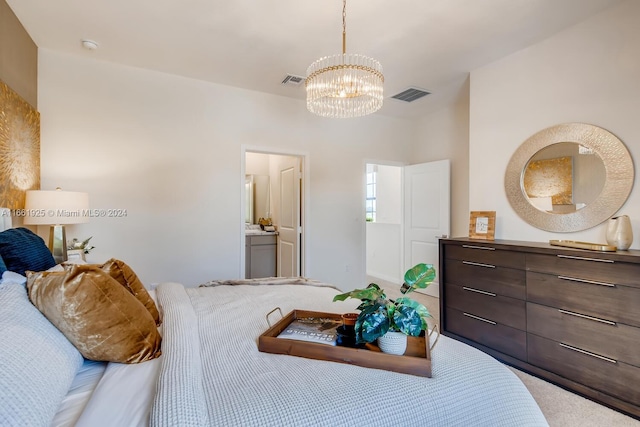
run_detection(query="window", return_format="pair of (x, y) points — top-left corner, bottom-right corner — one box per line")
(366, 169), (376, 222)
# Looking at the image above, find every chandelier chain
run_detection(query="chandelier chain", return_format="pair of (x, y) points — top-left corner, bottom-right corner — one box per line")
(342, 0), (347, 55)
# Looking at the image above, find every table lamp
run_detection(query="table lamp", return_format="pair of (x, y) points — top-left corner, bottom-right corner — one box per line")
(23, 188), (89, 263)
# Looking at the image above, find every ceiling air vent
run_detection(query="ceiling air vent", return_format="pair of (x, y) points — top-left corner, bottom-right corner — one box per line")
(281, 74), (305, 86)
(391, 87), (431, 103)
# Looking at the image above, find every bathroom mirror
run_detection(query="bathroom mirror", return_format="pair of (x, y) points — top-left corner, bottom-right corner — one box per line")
(505, 123), (634, 232)
(245, 174), (270, 224)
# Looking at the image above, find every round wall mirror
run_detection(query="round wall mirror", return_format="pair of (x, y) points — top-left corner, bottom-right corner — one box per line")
(505, 123), (634, 232)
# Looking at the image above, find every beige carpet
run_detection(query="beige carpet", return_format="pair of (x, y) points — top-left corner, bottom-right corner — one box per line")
(371, 277), (640, 426)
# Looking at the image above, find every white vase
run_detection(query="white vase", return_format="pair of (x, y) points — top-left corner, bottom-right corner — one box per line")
(606, 215), (633, 250)
(377, 331), (407, 355)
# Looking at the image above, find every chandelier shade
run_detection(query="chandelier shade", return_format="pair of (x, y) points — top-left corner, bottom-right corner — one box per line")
(305, 0), (384, 118)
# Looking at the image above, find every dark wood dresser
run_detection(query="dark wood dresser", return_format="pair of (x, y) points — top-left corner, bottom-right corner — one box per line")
(439, 238), (640, 419)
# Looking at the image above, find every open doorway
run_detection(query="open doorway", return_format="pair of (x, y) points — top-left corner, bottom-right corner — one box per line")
(365, 163), (403, 285)
(365, 160), (450, 298)
(244, 151), (305, 279)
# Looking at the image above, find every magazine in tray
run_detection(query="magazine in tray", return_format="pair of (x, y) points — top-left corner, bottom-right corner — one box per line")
(276, 316), (342, 346)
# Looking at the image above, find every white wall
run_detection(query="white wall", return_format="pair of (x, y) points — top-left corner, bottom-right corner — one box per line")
(469, 0), (640, 248)
(245, 152), (270, 176)
(38, 49), (415, 289)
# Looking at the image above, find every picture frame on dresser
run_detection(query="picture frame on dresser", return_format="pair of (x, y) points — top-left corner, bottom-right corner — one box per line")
(468, 211), (496, 240)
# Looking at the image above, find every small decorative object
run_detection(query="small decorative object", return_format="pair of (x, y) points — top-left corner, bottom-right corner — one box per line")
(377, 331), (408, 355)
(332, 263), (435, 354)
(66, 249), (85, 262)
(549, 240), (616, 252)
(469, 211), (496, 240)
(341, 313), (358, 327)
(68, 236), (95, 254)
(336, 313), (360, 347)
(258, 217), (272, 226)
(258, 217), (275, 231)
(606, 215), (633, 250)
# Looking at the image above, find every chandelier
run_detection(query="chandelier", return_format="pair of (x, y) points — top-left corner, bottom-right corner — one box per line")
(306, 0), (384, 118)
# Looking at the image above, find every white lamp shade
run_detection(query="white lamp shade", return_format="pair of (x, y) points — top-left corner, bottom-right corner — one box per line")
(24, 190), (90, 225)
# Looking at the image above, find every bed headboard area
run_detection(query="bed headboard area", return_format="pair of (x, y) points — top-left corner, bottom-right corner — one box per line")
(0, 225), (162, 426)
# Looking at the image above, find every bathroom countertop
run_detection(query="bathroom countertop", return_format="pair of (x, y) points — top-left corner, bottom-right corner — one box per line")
(245, 229), (279, 236)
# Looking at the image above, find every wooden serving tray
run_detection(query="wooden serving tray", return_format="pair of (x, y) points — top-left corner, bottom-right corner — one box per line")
(258, 309), (433, 377)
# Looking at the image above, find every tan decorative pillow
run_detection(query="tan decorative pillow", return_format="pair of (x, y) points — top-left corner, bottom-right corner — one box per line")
(101, 258), (161, 325)
(26, 264), (162, 364)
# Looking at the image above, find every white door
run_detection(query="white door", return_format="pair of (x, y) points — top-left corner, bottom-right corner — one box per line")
(278, 157), (301, 277)
(404, 160), (450, 297)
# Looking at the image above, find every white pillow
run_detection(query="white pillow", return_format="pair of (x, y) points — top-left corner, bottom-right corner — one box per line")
(1, 271), (27, 286)
(0, 280), (83, 426)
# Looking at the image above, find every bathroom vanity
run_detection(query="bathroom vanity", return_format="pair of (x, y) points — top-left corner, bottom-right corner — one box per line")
(245, 232), (277, 278)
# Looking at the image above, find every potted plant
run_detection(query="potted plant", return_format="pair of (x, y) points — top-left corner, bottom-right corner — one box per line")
(67, 237), (95, 261)
(332, 263), (436, 354)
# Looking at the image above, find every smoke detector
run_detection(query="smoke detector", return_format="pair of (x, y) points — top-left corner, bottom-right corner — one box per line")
(81, 39), (99, 50)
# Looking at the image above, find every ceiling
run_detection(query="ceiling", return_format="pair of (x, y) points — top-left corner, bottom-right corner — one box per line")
(7, 0), (624, 120)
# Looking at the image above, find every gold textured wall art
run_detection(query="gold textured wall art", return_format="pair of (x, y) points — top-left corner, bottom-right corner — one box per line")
(523, 156), (573, 205)
(0, 80), (40, 209)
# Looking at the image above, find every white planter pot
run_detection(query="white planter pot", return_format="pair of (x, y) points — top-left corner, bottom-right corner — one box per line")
(377, 331), (407, 355)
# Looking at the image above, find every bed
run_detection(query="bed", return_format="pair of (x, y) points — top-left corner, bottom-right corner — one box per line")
(0, 221), (548, 427)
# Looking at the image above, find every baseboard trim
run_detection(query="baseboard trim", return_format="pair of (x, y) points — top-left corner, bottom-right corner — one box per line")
(415, 282), (439, 298)
(366, 272), (401, 285)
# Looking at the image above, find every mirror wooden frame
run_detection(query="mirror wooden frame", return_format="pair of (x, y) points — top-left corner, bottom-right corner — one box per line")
(505, 123), (634, 232)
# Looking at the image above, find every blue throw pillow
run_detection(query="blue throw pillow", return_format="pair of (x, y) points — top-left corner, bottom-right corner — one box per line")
(0, 255), (6, 275)
(0, 228), (56, 275)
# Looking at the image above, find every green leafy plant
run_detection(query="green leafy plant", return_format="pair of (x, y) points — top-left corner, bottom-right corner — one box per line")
(333, 263), (436, 344)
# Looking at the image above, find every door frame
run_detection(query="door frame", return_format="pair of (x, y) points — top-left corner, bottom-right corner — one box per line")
(241, 145), (310, 278)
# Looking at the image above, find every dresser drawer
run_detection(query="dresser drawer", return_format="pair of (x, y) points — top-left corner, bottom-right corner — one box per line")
(445, 244), (525, 269)
(444, 259), (525, 300)
(527, 302), (640, 368)
(248, 235), (277, 245)
(527, 271), (640, 328)
(446, 307), (526, 360)
(528, 334), (640, 407)
(446, 283), (526, 330)
(527, 253), (640, 290)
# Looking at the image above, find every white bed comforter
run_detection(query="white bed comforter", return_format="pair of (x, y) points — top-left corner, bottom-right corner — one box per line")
(151, 281), (548, 427)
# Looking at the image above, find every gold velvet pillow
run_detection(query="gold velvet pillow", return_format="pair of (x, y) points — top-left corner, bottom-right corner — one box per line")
(26, 264), (162, 364)
(101, 258), (161, 325)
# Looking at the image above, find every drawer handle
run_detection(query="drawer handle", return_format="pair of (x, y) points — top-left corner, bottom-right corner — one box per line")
(462, 245), (495, 251)
(463, 312), (496, 325)
(558, 309), (617, 326)
(557, 254), (614, 263)
(463, 286), (497, 297)
(558, 276), (616, 288)
(462, 261), (496, 269)
(559, 342), (617, 364)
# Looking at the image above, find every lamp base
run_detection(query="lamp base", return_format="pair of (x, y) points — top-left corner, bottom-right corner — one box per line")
(49, 225), (68, 264)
